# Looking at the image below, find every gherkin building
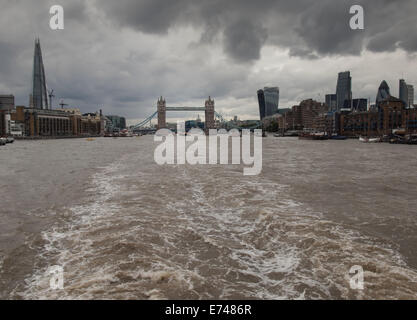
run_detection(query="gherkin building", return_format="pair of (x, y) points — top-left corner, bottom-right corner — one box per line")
(376, 80), (391, 105)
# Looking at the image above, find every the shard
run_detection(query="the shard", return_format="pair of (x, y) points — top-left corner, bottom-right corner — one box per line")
(31, 38), (50, 109)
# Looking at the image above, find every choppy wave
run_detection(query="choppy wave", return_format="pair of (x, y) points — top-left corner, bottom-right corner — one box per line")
(20, 142), (417, 300)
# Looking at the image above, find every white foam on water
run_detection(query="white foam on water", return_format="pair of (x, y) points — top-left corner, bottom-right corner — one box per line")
(19, 146), (417, 300)
(0, 256), (4, 274)
(170, 164), (417, 299)
(20, 160), (126, 299)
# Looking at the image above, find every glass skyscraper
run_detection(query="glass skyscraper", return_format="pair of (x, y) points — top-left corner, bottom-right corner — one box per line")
(399, 79), (407, 106)
(258, 87), (279, 120)
(264, 87), (279, 116)
(351, 98), (368, 112)
(376, 80), (391, 105)
(325, 94), (337, 111)
(31, 38), (50, 110)
(336, 71), (352, 110)
(399, 79), (414, 108)
(106, 115), (127, 130)
(257, 89), (266, 120)
(407, 85), (414, 107)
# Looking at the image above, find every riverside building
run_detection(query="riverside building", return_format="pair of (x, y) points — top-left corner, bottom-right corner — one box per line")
(0, 95), (14, 136)
(10, 106), (105, 137)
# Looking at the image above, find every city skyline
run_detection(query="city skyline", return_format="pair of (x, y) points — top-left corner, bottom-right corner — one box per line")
(0, 1), (417, 125)
(2, 1), (417, 303)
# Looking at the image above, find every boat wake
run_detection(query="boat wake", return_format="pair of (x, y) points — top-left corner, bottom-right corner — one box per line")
(20, 148), (417, 300)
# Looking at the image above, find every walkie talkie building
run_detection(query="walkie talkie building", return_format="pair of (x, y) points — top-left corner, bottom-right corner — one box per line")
(258, 87), (279, 120)
(31, 38), (50, 110)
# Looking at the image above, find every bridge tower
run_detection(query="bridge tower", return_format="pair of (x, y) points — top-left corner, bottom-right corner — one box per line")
(205, 96), (215, 132)
(157, 96), (166, 129)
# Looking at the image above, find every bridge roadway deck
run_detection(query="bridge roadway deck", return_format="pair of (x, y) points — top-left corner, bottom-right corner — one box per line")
(166, 107), (206, 111)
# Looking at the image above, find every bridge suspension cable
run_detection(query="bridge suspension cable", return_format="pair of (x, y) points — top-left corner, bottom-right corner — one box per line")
(131, 111), (158, 129)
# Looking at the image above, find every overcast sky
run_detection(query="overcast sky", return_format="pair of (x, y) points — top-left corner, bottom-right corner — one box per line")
(0, 0), (416, 124)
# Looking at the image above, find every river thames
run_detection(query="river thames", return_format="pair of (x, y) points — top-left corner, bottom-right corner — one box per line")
(0, 136), (416, 299)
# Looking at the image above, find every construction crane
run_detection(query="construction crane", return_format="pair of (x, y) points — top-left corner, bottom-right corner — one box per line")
(48, 89), (55, 109)
(59, 99), (68, 109)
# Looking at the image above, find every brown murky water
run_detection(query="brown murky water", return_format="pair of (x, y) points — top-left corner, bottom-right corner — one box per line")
(0, 136), (416, 299)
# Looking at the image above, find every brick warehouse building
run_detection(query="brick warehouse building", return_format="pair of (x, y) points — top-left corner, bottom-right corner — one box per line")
(277, 99), (327, 132)
(405, 106), (417, 133)
(340, 110), (379, 137)
(340, 96), (417, 137)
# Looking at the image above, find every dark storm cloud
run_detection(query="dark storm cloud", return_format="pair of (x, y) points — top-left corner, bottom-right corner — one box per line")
(99, 0), (192, 34)
(0, 0), (416, 121)
(99, 0), (417, 60)
(293, 1), (363, 56)
(223, 20), (268, 62)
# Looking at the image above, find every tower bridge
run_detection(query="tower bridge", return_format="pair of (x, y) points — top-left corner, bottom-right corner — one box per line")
(157, 96), (215, 132)
(131, 97), (217, 132)
(131, 96), (261, 132)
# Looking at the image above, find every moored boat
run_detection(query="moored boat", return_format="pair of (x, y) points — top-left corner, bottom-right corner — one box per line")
(299, 132), (329, 140)
(359, 136), (381, 143)
(331, 135), (347, 140)
(284, 130), (299, 137)
(389, 134), (417, 145)
(6, 136), (14, 143)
